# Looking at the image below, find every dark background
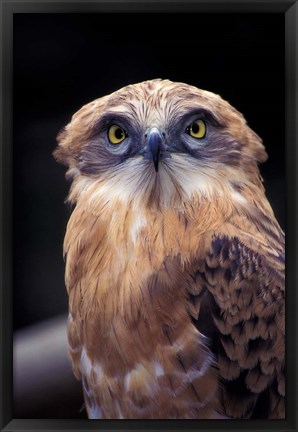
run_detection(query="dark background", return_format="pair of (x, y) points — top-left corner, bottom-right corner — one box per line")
(13, 13), (285, 331)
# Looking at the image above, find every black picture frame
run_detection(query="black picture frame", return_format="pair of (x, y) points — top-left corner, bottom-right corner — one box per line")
(1, 1), (297, 431)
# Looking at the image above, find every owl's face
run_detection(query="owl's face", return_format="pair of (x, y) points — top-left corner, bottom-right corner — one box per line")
(55, 79), (267, 208)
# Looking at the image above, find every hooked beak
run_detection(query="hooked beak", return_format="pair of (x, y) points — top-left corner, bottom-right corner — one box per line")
(145, 127), (164, 172)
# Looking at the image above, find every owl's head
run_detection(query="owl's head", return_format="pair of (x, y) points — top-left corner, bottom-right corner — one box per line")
(54, 79), (267, 209)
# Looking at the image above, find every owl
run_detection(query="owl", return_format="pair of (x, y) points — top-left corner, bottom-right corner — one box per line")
(54, 79), (285, 419)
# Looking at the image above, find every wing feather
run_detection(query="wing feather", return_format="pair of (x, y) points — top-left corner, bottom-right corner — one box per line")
(188, 229), (285, 419)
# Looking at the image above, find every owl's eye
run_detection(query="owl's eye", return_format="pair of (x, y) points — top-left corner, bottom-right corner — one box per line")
(108, 125), (127, 144)
(186, 119), (206, 139)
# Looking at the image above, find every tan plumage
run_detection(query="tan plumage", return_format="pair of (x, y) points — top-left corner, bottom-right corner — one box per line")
(54, 79), (285, 419)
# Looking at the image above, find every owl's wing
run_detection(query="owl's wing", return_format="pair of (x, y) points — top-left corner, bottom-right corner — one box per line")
(188, 224), (285, 419)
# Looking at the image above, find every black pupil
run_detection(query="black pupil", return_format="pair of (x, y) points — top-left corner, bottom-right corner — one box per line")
(115, 128), (124, 140)
(191, 122), (200, 134)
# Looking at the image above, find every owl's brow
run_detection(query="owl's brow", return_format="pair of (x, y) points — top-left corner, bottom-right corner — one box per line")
(89, 108), (222, 140)
(175, 108), (223, 128)
(89, 111), (137, 137)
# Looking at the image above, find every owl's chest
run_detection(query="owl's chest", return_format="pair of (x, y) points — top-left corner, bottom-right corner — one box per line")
(74, 203), (219, 328)
(68, 203), (221, 418)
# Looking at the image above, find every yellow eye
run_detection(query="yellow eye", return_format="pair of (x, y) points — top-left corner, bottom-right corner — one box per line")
(187, 119), (206, 139)
(108, 125), (127, 144)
